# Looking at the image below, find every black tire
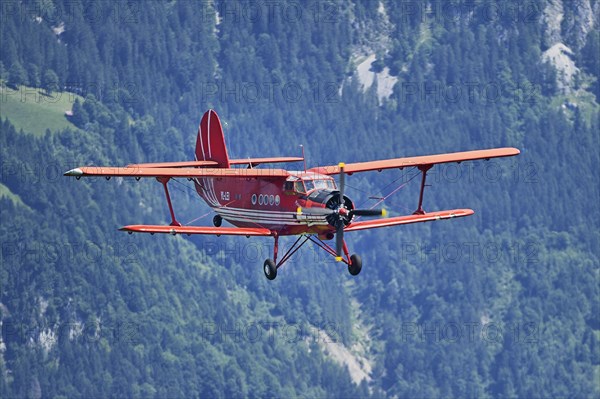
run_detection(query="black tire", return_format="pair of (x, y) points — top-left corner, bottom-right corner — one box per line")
(263, 259), (277, 280)
(213, 215), (222, 227)
(348, 254), (362, 276)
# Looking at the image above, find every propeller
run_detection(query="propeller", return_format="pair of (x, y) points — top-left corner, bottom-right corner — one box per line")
(296, 162), (387, 261)
(335, 163), (347, 260)
(333, 163), (386, 261)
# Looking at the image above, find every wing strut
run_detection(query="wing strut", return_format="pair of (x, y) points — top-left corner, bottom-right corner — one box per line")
(414, 164), (432, 215)
(158, 177), (181, 226)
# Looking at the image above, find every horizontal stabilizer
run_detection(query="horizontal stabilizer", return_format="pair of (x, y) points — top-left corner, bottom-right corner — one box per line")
(344, 209), (474, 232)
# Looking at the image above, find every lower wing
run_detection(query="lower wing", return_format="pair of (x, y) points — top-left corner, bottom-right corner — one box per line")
(344, 209), (474, 232)
(120, 225), (272, 236)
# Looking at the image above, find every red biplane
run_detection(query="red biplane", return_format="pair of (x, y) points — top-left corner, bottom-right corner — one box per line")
(65, 110), (519, 279)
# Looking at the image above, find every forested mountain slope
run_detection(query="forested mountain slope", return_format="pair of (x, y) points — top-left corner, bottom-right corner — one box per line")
(1, 1), (598, 397)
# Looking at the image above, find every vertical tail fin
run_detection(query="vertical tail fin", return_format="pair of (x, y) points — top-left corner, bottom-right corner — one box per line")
(195, 109), (230, 168)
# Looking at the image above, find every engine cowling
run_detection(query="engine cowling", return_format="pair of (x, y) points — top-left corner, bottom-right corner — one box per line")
(305, 189), (355, 227)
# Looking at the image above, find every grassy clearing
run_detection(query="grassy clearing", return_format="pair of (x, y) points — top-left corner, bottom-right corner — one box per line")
(0, 84), (82, 136)
(0, 182), (31, 210)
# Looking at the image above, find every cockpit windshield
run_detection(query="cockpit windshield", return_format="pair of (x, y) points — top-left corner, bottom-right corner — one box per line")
(303, 178), (335, 191)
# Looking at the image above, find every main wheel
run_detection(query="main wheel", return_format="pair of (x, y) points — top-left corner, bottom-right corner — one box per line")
(263, 259), (277, 280)
(213, 215), (222, 227)
(348, 254), (362, 276)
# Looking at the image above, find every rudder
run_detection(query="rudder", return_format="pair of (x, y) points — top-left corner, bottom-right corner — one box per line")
(195, 109), (230, 167)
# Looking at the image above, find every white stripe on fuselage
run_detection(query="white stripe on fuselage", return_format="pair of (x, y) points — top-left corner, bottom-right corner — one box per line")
(194, 177), (221, 207)
(207, 110), (212, 159)
(221, 215), (328, 226)
(215, 207), (328, 226)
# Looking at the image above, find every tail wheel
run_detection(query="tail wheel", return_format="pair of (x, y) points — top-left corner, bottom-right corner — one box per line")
(213, 215), (222, 227)
(263, 259), (277, 280)
(348, 254), (362, 276)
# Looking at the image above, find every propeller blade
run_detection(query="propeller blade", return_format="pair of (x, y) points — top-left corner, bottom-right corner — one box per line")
(335, 220), (344, 259)
(338, 162), (345, 206)
(332, 163), (386, 260)
(350, 209), (387, 217)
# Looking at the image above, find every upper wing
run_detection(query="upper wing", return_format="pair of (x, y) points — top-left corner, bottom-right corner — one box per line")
(120, 225), (272, 236)
(125, 157), (303, 169)
(229, 157), (304, 166)
(344, 209), (474, 232)
(126, 161), (219, 168)
(64, 166), (289, 178)
(310, 148), (520, 175)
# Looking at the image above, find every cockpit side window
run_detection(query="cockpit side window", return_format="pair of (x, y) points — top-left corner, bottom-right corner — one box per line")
(294, 181), (306, 193)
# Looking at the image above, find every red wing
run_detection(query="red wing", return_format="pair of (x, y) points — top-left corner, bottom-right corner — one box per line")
(120, 225), (272, 236)
(229, 157), (304, 165)
(126, 161), (219, 168)
(310, 148), (520, 175)
(64, 166), (289, 178)
(344, 209), (474, 232)
(125, 157), (303, 168)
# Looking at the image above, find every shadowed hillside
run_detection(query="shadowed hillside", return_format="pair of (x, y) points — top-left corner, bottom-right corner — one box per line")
(1, 1), (598, 397)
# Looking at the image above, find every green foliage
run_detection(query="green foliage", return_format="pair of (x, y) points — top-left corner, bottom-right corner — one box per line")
(7, 63), (27, 88)
(42, 70), (59, 95)
(0, 1), (598, 398)
(70, 98), (88, 127)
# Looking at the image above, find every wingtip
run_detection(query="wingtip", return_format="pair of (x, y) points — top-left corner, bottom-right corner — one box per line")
(458, 208), (475, 217)
(64, 168), (83, 176)
(119, 225), (138, 234)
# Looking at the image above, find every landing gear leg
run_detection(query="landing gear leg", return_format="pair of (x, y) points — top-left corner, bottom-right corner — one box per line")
(262, 235), (311, 280)
(342, 240), (362, 276)
(307, 236), (364, 276)
(263, 234), (279, 280)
